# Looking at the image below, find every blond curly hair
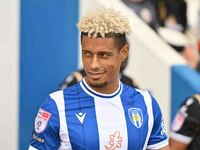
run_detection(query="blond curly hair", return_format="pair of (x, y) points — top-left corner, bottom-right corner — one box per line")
(78, 8), (130, 38)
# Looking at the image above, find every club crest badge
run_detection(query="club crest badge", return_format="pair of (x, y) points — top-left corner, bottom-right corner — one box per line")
(34, 108), (51, 133)
(128, 108), (143, 128)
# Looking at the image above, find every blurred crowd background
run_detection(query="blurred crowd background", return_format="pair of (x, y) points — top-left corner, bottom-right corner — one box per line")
(123, 0), (200, 73)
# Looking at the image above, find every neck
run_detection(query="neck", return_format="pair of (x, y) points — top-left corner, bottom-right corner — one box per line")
(84, 77), (120, 94)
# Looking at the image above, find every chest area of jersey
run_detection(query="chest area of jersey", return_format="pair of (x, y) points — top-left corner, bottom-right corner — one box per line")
(65, 96), (149, 150)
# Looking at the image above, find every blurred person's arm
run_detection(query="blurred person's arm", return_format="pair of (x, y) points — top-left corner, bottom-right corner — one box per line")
(170, 94), (200, 150)
(169, 138), (187, 150)
(181, 46), (200, 70)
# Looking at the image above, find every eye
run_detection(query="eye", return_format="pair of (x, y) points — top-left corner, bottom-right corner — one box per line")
(99, 52), (111, 58)
(82, 51), (91, 57)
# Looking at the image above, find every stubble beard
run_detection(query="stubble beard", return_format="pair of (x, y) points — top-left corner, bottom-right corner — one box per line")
(88, 80), (108, 88)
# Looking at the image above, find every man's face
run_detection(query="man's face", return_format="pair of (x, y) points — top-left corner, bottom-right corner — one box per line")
(81, 35), (128, 92)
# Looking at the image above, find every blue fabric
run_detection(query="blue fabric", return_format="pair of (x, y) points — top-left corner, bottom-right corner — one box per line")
(65, 84), (99, 150)
(30, 97), (60, 149)
(120, 85), (148, 150)
(29, 82), (168, 149)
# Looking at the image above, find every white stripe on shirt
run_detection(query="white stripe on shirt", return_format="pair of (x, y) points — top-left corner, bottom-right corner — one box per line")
(50, 91), (72, 150)
(94, 95), (128, 150)
(147, 139), (169, 149)
(136, 90), (154, 150)
(28, 145), (38, 150)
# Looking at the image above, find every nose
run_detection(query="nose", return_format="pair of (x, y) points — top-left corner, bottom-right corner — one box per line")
(90, 55), (100, 70)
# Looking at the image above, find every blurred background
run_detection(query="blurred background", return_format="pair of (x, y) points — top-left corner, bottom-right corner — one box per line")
(1, 0), (200, 149)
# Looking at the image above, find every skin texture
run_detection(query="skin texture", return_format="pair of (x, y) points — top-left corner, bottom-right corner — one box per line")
(81, 35), (128, 94)
(158, 145), (171, 150)
(147, 145), (171, 150)
(169, 138), (187, 150)
(181, 46), (199, 69)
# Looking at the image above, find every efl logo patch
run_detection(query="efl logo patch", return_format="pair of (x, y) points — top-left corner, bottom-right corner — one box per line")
(34, 108), (51, 133)
(128, 108), (143, 128)
(171, 112), (185, 131)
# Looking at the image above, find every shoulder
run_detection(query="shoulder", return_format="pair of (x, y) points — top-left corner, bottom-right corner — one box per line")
(120, 73), (139, 88)
(59, 82), (88, 103)
(49, 90), (64, 103)
(121, 84), (137, 97)
(122, 86), (156, 106)
(179, 94), (200, 113)
(170, 94), (200, 144)
(179, 94), (200, 118)
(62, 82), (83, 96)
(134, 89), (162, 119)
(189, 94), (200, 105)
(122, 85), (151, 99)
(51, 83), (82, 102)
(171, 94), (200, 132)
(135, 89), (156, 104)
(137, 89), (161, 111)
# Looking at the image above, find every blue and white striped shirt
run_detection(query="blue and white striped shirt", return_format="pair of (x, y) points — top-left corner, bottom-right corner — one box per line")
(29, 78), (168, 150)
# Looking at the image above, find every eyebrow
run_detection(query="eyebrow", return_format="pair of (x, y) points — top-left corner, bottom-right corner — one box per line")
(82, 48), (113, 52)
(82, 49), (113, 54)
(82, 49), (90, 52)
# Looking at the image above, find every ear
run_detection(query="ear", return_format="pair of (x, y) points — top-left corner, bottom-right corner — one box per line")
(120, 44), (129, 62)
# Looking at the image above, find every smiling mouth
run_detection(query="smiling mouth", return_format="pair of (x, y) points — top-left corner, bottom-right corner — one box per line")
(88, 72), (104, 80)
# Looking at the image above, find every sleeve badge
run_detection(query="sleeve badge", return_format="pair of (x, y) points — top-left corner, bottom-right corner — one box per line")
(34, 108), (51, 133)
